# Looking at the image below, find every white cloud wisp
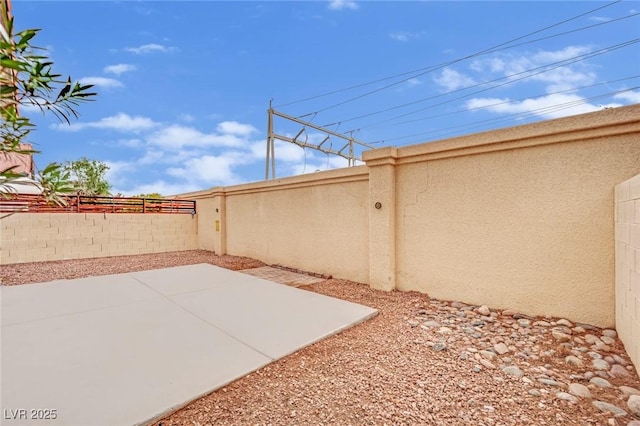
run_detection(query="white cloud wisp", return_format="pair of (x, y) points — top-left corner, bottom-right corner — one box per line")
(328, 0), (358, 11)
(104, 64), (137, 75)
(79, 76), (123, 89)
(124, 43), (176, 54)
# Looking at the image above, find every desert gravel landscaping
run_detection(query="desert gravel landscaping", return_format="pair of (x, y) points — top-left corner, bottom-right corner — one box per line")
(0, 250), (265, 286)
(2, 250), (640, 425)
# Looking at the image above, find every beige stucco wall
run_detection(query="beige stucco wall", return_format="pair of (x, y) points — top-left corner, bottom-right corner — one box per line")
(363, 104), (640, 327)
(0, 213), (198, 265)
(615, 173), (640, 376)
(184, 189), (226, 255)
(185, 167), (370, 283)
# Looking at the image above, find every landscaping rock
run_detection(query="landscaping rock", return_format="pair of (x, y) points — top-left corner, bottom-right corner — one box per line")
(592, 401), (627, 416)
(565, 355), (583, 368)
(628, 395), (640, 416)
(568, 383), (592, 399)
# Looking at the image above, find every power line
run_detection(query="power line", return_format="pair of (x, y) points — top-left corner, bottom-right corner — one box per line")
(370, 86), (639, 144)
(322, 13), (639, 127)
(426, 91), (637, 140)
(363, 75), (640, 131)
(482, 11), (638, 52)
(351, 38), (639, 132)
(276, 0), (623, 112)
(308, 3), (631, 117)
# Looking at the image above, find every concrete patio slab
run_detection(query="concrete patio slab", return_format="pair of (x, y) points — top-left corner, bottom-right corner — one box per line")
(171, 271), (375, 359)
(0, 264), (377, 426)
(130, 263), (228, 296)
(1, 274), (159, 325)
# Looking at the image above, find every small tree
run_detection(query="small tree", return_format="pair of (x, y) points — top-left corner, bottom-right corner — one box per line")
(1, 1), (96, 203)
(64, 157), (111, 196)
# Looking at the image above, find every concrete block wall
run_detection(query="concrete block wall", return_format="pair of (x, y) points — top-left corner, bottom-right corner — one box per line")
(0, 213), (197, 265)
(615, 173), (640, 376)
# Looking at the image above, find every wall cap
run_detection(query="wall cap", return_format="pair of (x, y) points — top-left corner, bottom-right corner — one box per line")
(362, 146), (398, 165)
(363, 104), (640, 165)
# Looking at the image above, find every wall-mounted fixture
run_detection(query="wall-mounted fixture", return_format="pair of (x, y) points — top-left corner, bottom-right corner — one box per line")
(374, 202), (382, 209)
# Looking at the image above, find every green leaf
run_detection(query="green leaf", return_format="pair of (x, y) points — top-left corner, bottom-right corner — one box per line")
(16, 29), (37, 47)
(56, 77), (71, 100)
(0, 58), (27, 70)
(1, 9), (98, 190)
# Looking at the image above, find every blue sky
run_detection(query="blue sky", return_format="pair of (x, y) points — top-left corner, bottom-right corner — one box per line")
(14, 0), (640, 195)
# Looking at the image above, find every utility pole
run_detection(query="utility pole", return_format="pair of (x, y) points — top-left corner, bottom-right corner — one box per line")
(265, 106), (375, 180)
(265, 100), (275, 179)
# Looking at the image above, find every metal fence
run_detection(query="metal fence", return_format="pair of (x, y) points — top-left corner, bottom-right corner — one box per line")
(0, 194), (196, 214)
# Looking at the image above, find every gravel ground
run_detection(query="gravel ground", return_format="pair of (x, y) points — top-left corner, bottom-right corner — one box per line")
(0, 250), (264, 285)
(2, 250), (640, 426)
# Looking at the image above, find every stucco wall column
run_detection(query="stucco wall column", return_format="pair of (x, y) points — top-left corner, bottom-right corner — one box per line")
(212, 189), (227, 255)
(365, 147), (398, 291)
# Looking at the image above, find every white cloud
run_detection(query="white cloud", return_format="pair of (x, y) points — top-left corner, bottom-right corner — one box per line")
(248, 132), (348, 164)
(17, 101), (44, 114)
(79, 76), (123, 88)
(588, 16), (610, 22)
(434, 68), (476, 91)
(470, 57), (506, 73)
(466, 46), (596, 92)
(249, 140), (304, 162)
(166, 153), (249, 186)
(248, 132), (365, 179)
(541, 69), (595, 92)
(406, 78), (422, 87)
(389, 32), (408, 42)
(394, 78), (423, 93)
(470, 46), (593, 78)
(466, 93), (621, 120)
(115, 138), (144, 148)
(146, 125), (246, 149)
(117, 180), (202, 197)
(95, 114), (159, 132)
(328, 0), (358, 10)
(138, 149), (169, 165)
(84, 115), (357, 196)
(614, 90), (640, 104)
(530, 46), (591, 64)
(178, 113), (195, 122)
(276, 141), (308, 162)
(54, 113), (159, 132)
(286, 152), (358, 176)
(124, 43), (176, 54)
(108, 146), (257, 195)
(389, 31), (423, 42)
(103, 64), (137, 75)
(216, 121), (258, 136)
(103, 160), (137, 187)
(465, 97), (509, 111)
